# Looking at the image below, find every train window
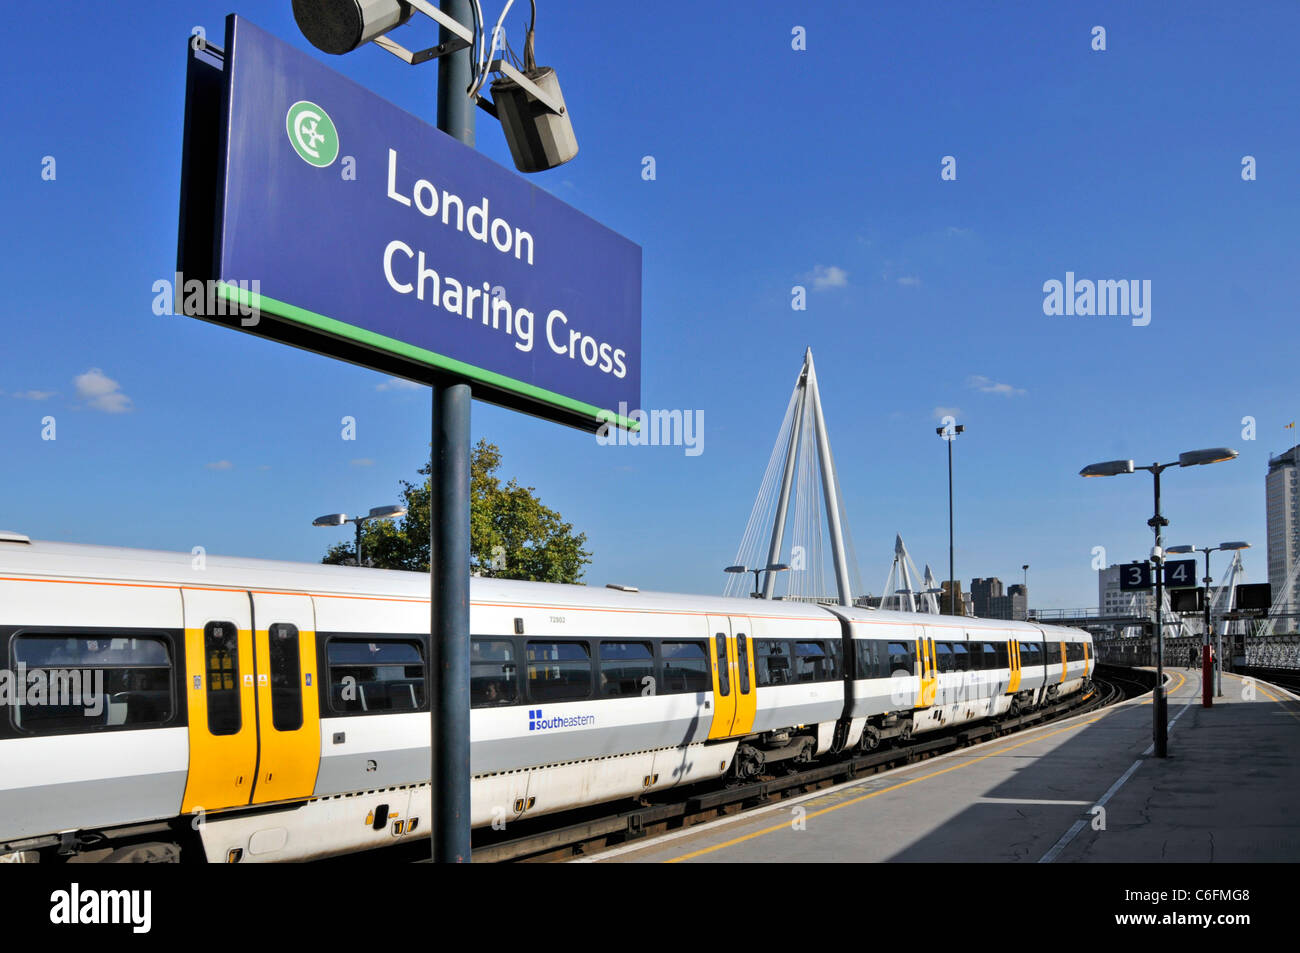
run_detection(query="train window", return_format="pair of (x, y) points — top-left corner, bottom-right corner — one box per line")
(981, 642), (998, 670)
(1019, 642), (1041, 666)
(267, 624), (303, 732)
(1045, 642), (1062, 665)
(714, 635), (730, 697)
(995, 642), (1009, 668)
(935, 642), (954, 674)
(1066, 642), (1083, 662)
(737, 634), (751, 694)
(661, 640), (710, 694)
(10, 631), (174, 733)
(204, 622), (240, 735)
(526, 641), (592, 702)
(887, 641), (915, 677)
(854, 640), (878, 680)
(327, 639), (426, 714)
(794, 641), (835, 682)
(599, 641), (653, 698)
(754, 639), (792, 687)
(471, 639), (519, 707)
(965, 642), (982, 670)
(951, 642), (970, 672)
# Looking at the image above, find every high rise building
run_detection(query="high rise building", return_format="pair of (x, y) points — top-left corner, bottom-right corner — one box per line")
(1267, 445), (1299, 614)
(970, 577), (1003, 617)
(1098, 564), (1153, 619)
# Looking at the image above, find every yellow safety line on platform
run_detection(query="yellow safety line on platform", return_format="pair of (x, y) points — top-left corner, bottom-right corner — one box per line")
(664, 715), (1104, 863)
(1252, 683), (1300, 724)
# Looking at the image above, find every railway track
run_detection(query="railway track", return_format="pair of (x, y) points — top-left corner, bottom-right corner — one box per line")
(354, 665), (1149, 865)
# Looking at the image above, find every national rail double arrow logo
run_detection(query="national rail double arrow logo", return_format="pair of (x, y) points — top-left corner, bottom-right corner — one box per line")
(286, 100), (339, 168)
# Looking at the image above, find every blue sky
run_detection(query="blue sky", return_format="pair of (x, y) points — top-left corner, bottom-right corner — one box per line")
(2, 1), (1296, 609)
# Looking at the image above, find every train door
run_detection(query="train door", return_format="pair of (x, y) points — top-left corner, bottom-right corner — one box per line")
(706, 616), (736, 739)
(916, 627), (937, 708)
(1058, 641), (1067, 684)
(181, 588), (258, 813)
(1007, 640), (1022, 694)
(729, 618), (757, 737)
(249, 592), (321, 805)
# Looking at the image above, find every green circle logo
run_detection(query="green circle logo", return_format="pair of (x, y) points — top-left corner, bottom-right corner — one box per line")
(286, 100), (339, 168)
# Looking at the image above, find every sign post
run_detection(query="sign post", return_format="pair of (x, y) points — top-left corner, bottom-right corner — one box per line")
(178, 13), (641, 862)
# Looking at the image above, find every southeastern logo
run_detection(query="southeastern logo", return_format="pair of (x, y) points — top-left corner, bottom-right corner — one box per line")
(286, 100), (339, 168)
(528, 708), (595, 731)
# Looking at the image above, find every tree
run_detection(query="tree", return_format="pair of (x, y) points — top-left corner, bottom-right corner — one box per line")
(322, 439), (592, 583)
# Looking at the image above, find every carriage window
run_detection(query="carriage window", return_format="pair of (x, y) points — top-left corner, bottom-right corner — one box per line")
(981, 642), (999, 670)
(887, 641), (915, 676)
(714, 634), (730, 697)
(327, 638), (426, 714)
(268, 623), (303, 732)
(965, 642), (983, 670)
(794, 641), (836, 682)
(599, 641), (653, 698)
(755, 639), (793, 686)
(995, 642), (1009, 668)
(471, 638), (519, 707)
(1044, 642), (1062, 664)
(737, 634), (751, 694)
(11, 631), (174, 733)
(952, 642), (970, 672)
(1019, 642), (1041, 666)
(661, 640), (710, 694)
(526, 641), (592, 702)
(935, 642), (955, 673)
(855, 640), (878, 679)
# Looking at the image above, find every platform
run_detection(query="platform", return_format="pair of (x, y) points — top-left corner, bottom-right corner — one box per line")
(581, 669), (1300, 863)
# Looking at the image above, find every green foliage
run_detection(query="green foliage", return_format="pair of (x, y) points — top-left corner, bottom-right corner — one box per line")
(322, 439), (591, 584)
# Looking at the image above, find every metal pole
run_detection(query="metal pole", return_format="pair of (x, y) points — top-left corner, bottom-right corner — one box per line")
(1202, 548), (1212, 708)
(355, 519), (363, 568)
(1152, 466), (1167, 757)
(948, 438), (955, 615)
(431, 0), (474, 864)
(806, 359), (853, 606)
(762, 371), (807, 599)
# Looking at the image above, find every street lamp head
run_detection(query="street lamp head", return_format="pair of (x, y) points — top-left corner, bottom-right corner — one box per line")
(292, 0), (413, 56)
(1178, 447), (1238, 467)
(1165, 545), (1194, 554)
(367, 504), (407, 519)
(724, 565), (747, 574)
(766, 564), (791, 573)
(1080, 459), (1135, 477)
(313, 513), (348, 527)
(1219, 541), (1250, 551)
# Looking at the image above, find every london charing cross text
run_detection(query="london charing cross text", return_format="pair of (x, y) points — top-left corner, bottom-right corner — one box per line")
(382, 149), (628, 379)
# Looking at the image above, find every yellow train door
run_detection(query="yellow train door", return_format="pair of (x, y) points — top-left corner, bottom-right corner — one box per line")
(1007, 640), (1022, 694)
(729, 620), (757, 736)
(181, 587), (258, 814)
(916, 628), (937, 708)
(249, 592), (321, 805)
(706, 616), (737, 739)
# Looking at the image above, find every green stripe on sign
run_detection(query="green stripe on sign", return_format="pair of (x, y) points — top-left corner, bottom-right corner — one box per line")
(216, 283), (638, 430)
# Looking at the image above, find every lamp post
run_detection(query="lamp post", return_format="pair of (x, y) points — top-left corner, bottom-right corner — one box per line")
(313, 504), (408, 567)
(726, 564), (790, 598)
(1167, 541), (1249, 703)
(936, 422), (965, 615)
(1080, 447), (1238, 757)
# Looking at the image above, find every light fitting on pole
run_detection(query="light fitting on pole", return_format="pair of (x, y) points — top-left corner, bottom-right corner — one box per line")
(292, 0), (578, 173)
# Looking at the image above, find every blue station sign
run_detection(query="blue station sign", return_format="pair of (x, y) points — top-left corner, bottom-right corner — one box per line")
(178, 15), (641, 432)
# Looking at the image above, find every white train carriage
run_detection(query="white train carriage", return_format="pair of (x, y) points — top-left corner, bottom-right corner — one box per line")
(0, 535), (1091, 863)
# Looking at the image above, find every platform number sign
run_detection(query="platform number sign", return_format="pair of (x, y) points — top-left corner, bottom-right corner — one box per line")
(1119, 562), (1152, 591)
(1163, 559), (1197, 589)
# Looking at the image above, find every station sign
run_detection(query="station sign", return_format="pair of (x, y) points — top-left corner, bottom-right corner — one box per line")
(177, 16), (641, 433)
(1118, 562), (1151, 591)
(1162, 559), (1197, 589)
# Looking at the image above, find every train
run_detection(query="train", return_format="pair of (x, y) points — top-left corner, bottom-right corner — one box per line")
(0, 533), (1093, 862)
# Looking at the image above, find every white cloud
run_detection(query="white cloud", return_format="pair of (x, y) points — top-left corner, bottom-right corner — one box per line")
(74, 368), (133, 413)
(205, 460), (234, 471)
(808, 265), (848, 291)
(968, 375), (1026, 397)
(932, 406), (962, 420)
(13, 390), (56, 400)
(376, 376), (422, 392)
(898, 276), (921, 287)
(946, 226), (973, 237)
(351, 458), (375, 467)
